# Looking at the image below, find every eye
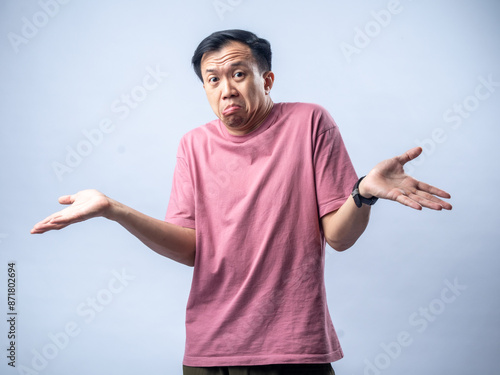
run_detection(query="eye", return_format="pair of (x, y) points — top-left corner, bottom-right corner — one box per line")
(234, 72), (245, 79)
(208, 76), (219, 84)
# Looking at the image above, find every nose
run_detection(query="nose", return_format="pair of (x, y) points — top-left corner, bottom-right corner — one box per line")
(221, 79), (238, 100)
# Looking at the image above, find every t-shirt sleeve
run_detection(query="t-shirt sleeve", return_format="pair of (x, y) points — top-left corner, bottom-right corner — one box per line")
(313, 108), (358, 217)
(165, 141), (196, 229)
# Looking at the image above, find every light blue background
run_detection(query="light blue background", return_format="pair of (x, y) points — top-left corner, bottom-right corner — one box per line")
(1, 0), (499, 374)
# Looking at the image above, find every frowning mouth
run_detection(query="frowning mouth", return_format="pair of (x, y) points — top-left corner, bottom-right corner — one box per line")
(222, 105), (242, 116)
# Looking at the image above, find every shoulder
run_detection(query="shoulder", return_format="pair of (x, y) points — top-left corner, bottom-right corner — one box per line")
(176, 119), (220, 157)
(278, 102), (329, 114)
(280, 102), (335, 122)
(277, 102), (338, 134)
(279, 102), (329, 114)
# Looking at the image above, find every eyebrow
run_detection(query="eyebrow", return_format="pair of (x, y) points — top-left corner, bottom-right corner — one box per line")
(204, 62), (247, 74)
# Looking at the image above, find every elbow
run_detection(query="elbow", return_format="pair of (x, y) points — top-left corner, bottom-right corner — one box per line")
(326, 237), (356, 252)
(163, 243), (195, 267)
(332, 244), (352, 252)
(179, 248), (196, 267)
(174, 227), (196, 267)
(184, 253), (195, 267)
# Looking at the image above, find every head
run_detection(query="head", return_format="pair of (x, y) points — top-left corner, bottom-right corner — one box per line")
(192, 30), (275, 135)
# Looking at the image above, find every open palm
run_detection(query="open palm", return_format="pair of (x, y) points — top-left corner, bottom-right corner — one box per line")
(361, 147), (452, 211)
(31, 189), (111, 234)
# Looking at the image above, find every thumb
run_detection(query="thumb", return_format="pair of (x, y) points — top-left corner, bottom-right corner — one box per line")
(398, 147), (422, 165)
(58, 194), (74, 205)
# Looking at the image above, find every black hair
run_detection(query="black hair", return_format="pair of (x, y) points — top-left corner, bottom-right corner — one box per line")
(191, 29), (272, 82)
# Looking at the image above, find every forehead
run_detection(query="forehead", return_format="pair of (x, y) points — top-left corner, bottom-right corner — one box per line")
(201, 41), (256, 72)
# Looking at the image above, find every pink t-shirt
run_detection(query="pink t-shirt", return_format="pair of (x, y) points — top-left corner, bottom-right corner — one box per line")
(166, 102), (358, 367)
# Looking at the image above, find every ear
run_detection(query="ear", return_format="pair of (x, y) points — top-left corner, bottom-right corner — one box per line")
(263, 71), (275, 94)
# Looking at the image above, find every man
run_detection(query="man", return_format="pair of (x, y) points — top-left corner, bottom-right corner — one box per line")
(32, 30), (452, 375)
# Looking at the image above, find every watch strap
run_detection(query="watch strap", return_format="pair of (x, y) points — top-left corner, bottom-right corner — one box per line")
(351, 176), (378, 208)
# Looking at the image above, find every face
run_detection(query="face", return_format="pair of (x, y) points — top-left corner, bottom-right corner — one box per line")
(200, 41), (275, 135)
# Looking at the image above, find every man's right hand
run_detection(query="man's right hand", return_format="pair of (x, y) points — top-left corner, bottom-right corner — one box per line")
(31, 189), (111, 234)
(31, 189), (196, 266)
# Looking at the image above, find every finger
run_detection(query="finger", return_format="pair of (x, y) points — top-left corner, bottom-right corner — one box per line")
(31, 222), (69, 234)
(395, 192), (423, 210)
(31, 214), (59, 230)
(412, 189), (453, 210)
(30, 211), (72, 234)
(408, 193), (445, 210)
(58, 195), (74, 205)
(397, 147), (422, 165)
(31, 224), (52, 234)
(416, 181), (451, 199)
(30, 214), (67, 233)
(43, 214), (85, 230)
(31, 194), (78, 234)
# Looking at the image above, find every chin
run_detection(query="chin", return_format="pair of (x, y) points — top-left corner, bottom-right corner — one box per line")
(224, 117), (245, 129)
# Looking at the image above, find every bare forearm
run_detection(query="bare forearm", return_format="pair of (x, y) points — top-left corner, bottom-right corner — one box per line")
(321, 195), (371, 252)
(105, 199), (196, 266)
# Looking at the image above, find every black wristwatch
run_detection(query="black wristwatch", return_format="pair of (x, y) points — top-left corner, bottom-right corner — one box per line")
(351, 176), (378, 208)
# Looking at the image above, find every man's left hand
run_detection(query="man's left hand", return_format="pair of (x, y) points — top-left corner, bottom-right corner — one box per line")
(359, 147), (452, 211)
